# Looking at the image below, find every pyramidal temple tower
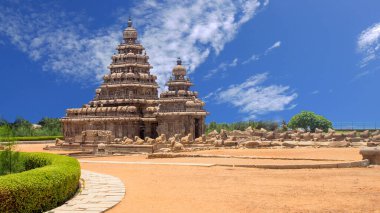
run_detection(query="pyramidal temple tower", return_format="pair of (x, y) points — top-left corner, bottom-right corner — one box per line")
(156, 58), (208, 139)
(61, 18), (208, 143)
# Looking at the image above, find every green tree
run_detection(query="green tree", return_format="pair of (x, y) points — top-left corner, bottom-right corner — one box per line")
(288, 111), (332, 132)
(37, 117), (62, 136)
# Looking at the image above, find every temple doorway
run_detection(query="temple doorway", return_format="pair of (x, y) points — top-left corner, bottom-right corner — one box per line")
(194, 118), (200, 138)
(151, 123), (158, 138)
(139, 124), (145, 139)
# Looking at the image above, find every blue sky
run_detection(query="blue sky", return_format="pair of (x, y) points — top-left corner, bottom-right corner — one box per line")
(0, 0), (380, 125)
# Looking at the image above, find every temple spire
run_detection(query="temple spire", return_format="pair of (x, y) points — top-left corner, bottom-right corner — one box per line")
(177, 57), (182, 65)
(128, 16), (132, 27)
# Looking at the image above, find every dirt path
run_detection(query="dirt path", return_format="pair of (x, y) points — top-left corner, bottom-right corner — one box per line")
(17, 144), (380, 212)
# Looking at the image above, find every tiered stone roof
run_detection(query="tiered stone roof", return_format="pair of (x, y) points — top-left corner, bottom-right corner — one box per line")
(63, 18), (159, 123)
(157, 58), (208, 116)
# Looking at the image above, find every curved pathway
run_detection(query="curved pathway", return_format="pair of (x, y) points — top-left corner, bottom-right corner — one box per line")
(48, 170), (125, 213)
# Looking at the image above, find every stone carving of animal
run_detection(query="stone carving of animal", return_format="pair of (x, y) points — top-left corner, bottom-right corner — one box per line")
(194, 134), (206, 144)
(155, 134), (167, 144)
(181, 133), (193, 144)
(122, 137), (133, 144)
(360, 130), (370, 138)
(55, 138), (64, 146)
(134, 136), (145, 145)
(145, 137), (156, 144)
(315, 128), (323, 133)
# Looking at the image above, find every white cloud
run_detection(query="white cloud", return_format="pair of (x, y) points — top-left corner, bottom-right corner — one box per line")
(206, 39), (280, 79)
(204, 58), (238, 79)
(357, 22), (380, 68)
(209, 73), (297, 119)
(0, 2), (121, 83)
(131, 0), (267, 88)
(265, 41), (281, 53)
(311, 90), (319, 95)
(242, 40), (281, 64)
(0, 0), (268, 88)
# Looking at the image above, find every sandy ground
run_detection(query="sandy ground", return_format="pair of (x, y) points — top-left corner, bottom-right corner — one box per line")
(17, 144), (380, 213)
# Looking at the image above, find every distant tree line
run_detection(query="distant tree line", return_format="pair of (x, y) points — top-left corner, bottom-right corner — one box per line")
(0, 117), (62, 137)
(206, 111), (333, 133)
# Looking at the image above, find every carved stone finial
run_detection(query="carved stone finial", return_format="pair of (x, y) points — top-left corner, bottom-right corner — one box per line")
(128, 16), (132, 27)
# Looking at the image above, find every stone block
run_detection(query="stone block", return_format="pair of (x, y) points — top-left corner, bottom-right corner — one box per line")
(298, 141), (315, 147)
(244, 141), (260, 148)
(224, 140), (238, 147)
(360, 147), (380, 165)
(282, 141), (297, 148)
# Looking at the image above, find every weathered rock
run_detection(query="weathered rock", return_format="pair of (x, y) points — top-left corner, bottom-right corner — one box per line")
(259, 141), (272, 147)
(271, 141), (282, 146)
(224, 140), (238, 147)
(360, 130), (370, 138)
(264, 132), (275, 140)
(314, 141), (330, 147)
(328, 141), (350, 148)
(371, 134), (380, 142)
(298, 141), (315, 147)
(214, 139), (224, 147)
(328, 128), (335, 133)
(359, 147), (380, 164)
(244, 141), (260, 148)
(315, 128), (323, 133)
(282, 142), (297, 148)
(158, 148), (171, 153)
(367, 142), (380, 147)
(220, 129), (228, 141)
(301, 132), (312, 141)
(371, 130), (380, 137)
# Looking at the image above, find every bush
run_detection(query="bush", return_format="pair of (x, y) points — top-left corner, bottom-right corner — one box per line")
(0, 152), (81, 212)
(288, 111), (332, 132)
(0, 136), (63, 142)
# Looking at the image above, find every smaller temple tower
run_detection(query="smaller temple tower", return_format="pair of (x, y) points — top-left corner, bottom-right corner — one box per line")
(156, 58), (208, 139)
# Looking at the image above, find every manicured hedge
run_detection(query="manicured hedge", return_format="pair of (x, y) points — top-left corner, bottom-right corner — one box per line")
(0, 135), (63, 142)
(0, 152), (80, 212)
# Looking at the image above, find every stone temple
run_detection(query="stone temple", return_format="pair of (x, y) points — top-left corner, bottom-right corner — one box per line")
(61, 18), (208, 143)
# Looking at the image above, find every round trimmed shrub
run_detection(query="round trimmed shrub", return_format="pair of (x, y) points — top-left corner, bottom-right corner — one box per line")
(0, 152), (80, 212)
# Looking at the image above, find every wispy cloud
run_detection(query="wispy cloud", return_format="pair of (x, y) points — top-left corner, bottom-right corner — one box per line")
(311, 90), (319, 95)
(204, 58), (238, 79)
(0, 1), (121, 83)
(243, 40), (281, 64)
(357, 22), (380, 68)
(206, 40), (280, 79)
(208, 72), (297, 119)
(130, 0), (268, 88)
(0, 0), (268, 89)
